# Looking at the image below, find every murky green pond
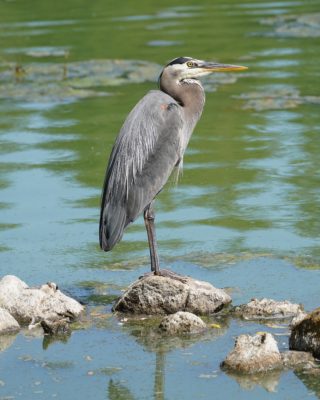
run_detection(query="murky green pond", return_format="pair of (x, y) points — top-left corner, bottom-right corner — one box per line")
(1, 0), (320, 398)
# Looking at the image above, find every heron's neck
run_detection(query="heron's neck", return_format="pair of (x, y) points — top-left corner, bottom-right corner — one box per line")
(160, 75), (205, 122)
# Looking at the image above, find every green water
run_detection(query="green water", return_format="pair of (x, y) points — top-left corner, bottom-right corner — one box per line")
(1, 0), (320, 399)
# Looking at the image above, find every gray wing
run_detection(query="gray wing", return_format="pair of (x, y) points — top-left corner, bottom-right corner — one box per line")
(99, 90), (184, 251)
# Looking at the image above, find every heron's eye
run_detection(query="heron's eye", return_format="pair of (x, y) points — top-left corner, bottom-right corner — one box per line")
(186, 61), (195, 68)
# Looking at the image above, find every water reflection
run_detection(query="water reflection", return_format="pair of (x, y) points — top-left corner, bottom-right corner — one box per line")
(295, 369), (320, 398)
(116, 314), (230, 400)
(108, 379), (136, 400)
(0, 333), (17, 352)
(224, 369), (282, 392)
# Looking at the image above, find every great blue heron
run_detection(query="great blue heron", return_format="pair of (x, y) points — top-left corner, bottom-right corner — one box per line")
(99, 56), (247, 276)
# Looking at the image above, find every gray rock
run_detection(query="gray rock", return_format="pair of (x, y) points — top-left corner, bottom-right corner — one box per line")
(0, 275), (84, 326)
(0, 307), (20, 334)
(289, 307), (320, 358)
(159, 311), (206, 335)
(291, 311), (308, 327)
(224, 349), (319, 392)
(41, 318), (71, 336)
(281, 351), (317, 370)
(234, 298), (303, 320)
(113, 273), (231, 315)
(221, 332), (283, 373)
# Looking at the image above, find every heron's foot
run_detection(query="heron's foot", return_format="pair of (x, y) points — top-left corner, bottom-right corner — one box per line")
(141, 269), (188, 283)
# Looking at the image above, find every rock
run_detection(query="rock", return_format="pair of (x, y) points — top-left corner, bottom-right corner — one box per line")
(0, 307), (20, 334)
(221, 332), (282, 373)
(159, 311), (206, 335)
(233, 298), (303, 320)
(41, 318), (71, 336)
(291, 311), (308, 327)
(281, 351), (317, 370)
(0, 275), (84, 327)
(289, 307), (320, 358)
(120, 313), (228, 353)
(113, 272), (231, 315)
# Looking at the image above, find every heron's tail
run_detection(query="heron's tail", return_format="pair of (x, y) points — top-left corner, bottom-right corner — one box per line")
(99, 202), (127, 251)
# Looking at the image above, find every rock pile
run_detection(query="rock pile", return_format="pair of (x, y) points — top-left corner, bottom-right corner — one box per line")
(0, 275), (83, 335)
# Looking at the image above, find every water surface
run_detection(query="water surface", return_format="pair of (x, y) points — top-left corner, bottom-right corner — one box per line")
(0, 0), (320, 399)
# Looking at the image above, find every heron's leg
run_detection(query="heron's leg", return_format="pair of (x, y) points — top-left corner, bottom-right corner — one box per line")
(144, 203), (160, 275)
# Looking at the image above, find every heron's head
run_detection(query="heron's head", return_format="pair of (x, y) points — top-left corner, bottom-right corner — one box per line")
(160, 56), (247, 82)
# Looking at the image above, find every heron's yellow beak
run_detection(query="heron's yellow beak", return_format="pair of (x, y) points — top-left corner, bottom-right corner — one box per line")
(201, 62), (248, 72)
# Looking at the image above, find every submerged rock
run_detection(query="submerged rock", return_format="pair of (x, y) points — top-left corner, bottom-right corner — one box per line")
(0, 82), (108, 103)
(221, 332), (282, 373)
(0, 59), (160, 103)
(0, 58), (245, 103)
(159, 311), (206, 335)
(0, 275), (84, 328)
(0, 307), (20, 334)
(237, 88), (320, 111)
(233, 298), (303, 320)
(41, 318), (71, 336)
(113, 272), (231, 315)
(120, 313), (229, 353)
(289, 307), (320, 358)
(281, 351), (318, 370)
(261, 13), (320, 38)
